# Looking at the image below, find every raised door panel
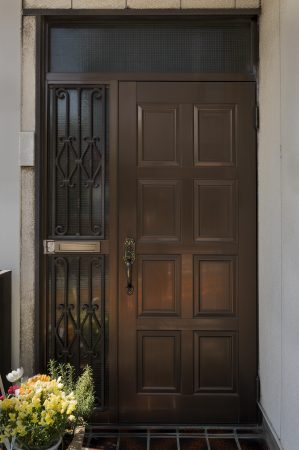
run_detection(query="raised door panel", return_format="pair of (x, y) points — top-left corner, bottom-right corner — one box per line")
(137, 331), (181, 393)
(194, 180), (237, 242)
(138, 104), (178, 167)
(194, 104), (235, 167)
(194, 256), (236, 316)
(194, 332), (236, 393)
(138, 180), (181, 242)
(138, 255), (180, 317)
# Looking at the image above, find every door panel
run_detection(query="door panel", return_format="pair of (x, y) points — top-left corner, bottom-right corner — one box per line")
(194, 180), (237, 241)
(138, 331), (181, 393)
(194, 331), (237, 393)
(194, 104), (236, 167)
(138, 104), (179, 167)
(138, 255), (181, 317)
(138, 180), (181, 241)
(119, 82), (257, 423)
(194, 256), (236, 316)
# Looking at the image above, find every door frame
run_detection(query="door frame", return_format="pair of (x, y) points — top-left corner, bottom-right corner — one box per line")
(35, 14), (259, 424)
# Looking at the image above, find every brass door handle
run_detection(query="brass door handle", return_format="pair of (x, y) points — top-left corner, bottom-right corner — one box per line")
(123, 237), (135, 295)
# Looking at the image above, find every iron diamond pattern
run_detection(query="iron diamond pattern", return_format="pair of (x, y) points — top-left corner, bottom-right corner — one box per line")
(47, 85), (107, 409)
(49, 86), (106, 238)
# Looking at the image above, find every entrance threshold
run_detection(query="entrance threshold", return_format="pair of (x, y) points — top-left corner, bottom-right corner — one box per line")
(82, 425), (267, 450)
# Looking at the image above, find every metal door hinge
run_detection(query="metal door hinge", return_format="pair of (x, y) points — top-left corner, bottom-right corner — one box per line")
(43, 240), (101, 254)
(255, 105), (260, 130)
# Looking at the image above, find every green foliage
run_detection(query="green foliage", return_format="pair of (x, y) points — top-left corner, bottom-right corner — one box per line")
(48, 360), (75, 394)
(48, 361), (95, 424)
(48, 359), (59, 380)
(75, 365), (95, 423)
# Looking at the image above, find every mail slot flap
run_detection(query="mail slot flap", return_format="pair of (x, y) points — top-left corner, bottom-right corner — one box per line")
(43, 240), (101, 254)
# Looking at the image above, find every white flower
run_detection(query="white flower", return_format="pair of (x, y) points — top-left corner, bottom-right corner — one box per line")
(6, 367), (24, 383)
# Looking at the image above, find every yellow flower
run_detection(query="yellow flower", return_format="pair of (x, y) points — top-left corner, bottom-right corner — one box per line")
(0, 373), (78, 444)
(27, 374), (51, 384)
(32, 395), (41, 408)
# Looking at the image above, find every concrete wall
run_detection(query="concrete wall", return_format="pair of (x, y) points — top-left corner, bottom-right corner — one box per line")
(259, 1), (299, 449)
(280, 1), (299, 449)
(20, 15), (36, 375)
(259, 0), (282, 439)
(0, 1), (21, 368)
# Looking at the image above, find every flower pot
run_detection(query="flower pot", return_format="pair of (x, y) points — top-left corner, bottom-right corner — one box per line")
(14, 436), (62, 450)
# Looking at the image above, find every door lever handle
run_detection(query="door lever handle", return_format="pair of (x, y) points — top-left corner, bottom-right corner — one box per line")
(123, 237), (135, 295)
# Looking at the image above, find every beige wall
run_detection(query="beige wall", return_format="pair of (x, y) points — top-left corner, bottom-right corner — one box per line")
(259, 1), (299, 450)
(20, 15), (36, 375)
(259, 0), (282, 440)
(280, 1), (299, 449)
(0, 0), (21, 369)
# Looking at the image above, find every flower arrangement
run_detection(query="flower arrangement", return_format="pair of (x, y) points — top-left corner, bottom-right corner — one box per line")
(0, 369), (77, 450)
(48, 361), (95, 425)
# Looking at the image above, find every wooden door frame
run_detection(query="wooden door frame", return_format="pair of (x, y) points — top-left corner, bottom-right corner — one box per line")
(35, 14), (259, 423)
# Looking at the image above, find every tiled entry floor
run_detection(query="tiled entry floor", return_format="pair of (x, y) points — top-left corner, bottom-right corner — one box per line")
(82, 427), (269, 450)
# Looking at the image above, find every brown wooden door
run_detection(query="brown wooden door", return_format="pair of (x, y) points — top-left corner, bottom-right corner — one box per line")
(118, 82), (257, 424)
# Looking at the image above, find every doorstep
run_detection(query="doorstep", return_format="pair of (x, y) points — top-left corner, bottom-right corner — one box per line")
(67, 427), (86, 450)
(75, 426), (269, 450)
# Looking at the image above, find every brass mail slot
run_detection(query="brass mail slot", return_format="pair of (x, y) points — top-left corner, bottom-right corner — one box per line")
(43, 240), (101, 254)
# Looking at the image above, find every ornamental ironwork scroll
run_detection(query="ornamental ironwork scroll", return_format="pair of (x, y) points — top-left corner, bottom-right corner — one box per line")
(49, 87), (106, 238)
(47, 85), (107, 409)
(49, 255), (105, 409)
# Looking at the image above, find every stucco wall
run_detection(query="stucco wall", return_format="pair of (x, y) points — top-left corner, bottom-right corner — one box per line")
(259, 0), (282, 439)
(280, 1), (299, 449)
(0, 0), (21, 369)
(20, 15), (36, 375)
(259, 1), (299, 450)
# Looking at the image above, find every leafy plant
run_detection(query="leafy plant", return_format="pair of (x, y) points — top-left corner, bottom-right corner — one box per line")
(75, 365), (95, 423)
(48, 361), (95, 424)
(48, 360), (75, 394)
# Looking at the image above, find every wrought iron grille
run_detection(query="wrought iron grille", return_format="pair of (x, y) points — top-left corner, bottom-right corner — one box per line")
(48, 255), (105, 408)
(46, 85), (107, 409)
(48, 86), (106, 238)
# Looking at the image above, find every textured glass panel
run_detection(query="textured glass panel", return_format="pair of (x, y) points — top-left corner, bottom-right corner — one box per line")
(48, 86), (106, 238)
(49, 22), (255, 74)
(48, 255), (105, 408)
